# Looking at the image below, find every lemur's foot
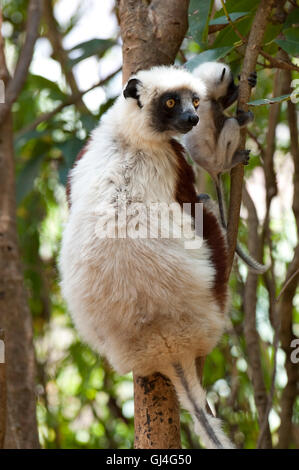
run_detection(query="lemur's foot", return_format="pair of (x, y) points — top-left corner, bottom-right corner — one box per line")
(197, 193), (210, 203)
(233, 149), (251, 166)
(248, 71), (257, 88)
(236, 108), (254, 126)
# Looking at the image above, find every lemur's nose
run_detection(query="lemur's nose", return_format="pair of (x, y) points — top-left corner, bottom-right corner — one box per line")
(188, 114), (199, 126)
(181, 111), (199, 126)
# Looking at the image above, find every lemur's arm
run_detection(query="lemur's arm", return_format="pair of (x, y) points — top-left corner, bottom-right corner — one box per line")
(220, 72), (257, 110)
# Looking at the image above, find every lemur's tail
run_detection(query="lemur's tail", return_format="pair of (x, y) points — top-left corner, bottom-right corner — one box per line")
(167, 360), (234, 449)
(215, 179), (268, 274)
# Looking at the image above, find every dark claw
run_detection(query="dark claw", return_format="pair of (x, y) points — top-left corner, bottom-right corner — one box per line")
(236, 109), (254, 126)
(243, 149), (251, 165)
(248, 71), (257, 88)
(197, 193), (210, 203)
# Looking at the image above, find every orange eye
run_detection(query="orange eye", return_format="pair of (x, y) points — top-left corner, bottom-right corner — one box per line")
(166, 98), (176, 109)
(193, 97), (200, 108)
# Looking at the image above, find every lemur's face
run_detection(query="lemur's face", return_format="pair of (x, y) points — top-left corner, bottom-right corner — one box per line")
(149, 88), (200, 134)
(123, 77), (200, 135)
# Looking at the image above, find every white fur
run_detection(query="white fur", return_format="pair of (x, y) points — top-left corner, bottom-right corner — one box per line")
(192, 61), (232, 101)
(59, 65), (231, 448)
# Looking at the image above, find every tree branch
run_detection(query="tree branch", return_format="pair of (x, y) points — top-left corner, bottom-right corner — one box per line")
(259, 50), (299, 73)
(0, 0), (42, 126)
(0, 329), (6, 449)
(277, 66), (299, 448)
(118, 0), (189, 82)
(42, 0), (90, 114)
(225, 0), (275, 280)
(242, 186), (273, 448)
(15, 66), (121, 139)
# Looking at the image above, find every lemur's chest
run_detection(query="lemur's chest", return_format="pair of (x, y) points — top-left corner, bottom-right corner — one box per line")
(118, 146), (179, 204)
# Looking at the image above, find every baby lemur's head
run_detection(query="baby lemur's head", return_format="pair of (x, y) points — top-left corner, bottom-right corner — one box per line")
(191, 61), (238, 109)
(122, 66), (206, 140)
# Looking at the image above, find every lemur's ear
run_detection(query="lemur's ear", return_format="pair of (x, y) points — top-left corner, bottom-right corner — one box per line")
(123, 78), (142, 107)
(220, 68), (226, 82)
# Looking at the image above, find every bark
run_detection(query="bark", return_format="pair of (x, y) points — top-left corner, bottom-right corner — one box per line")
(0, 329), (5, 448)
(118, 0), (189, 82)
(0, 4), (40, 448)
(0, 113), (39, 448)
(134, 374), (181, 449)
(242, 187), (272, 449)
(118, 0), (189, 449)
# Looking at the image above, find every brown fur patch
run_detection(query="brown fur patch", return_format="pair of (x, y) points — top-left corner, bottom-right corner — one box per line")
(170, 138), (228, 310)
(66, 140), (90, 208)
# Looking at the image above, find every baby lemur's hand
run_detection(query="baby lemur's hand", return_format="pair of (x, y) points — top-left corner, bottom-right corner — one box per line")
(238, 71), (257, 88)
(248, 71), (257, 88)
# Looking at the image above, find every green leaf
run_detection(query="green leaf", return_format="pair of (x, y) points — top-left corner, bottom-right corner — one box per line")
(185, 47), (234, 71)
(212, 15), (253, 48)
(14, 128), (50, 151)
(28, 74), (68, 101)
(262, 24), (283, 46)
(80, 114), (98, 133)
(214, 0), (259, 16)
(57, 138), (85, 186)
(275, 28), (299, 56)
(209, 11), (249, 25)
(68, 39), (115, 66)
(188, 0), (213, 44)
(284, 8), (299, 29)
(248, 94), (295, 106)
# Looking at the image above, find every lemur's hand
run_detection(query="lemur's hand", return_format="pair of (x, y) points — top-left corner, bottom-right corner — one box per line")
(248, 71), (257, 88)
(237, 71), (257, 88)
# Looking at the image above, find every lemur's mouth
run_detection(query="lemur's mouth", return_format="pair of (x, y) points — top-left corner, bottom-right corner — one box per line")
(175, 124), (195, 134)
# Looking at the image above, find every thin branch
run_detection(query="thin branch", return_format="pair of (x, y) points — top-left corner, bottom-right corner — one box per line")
(208, 23), (227, 34)
(277, 66), (299, 448)
(42, 0), (89, 114)
(0, 0), (42, 126)
(257, 303), (280, 449)
(259, 50), (299, 73)
(0, 329), (6, 449)
(276, 268), (299, 303)
(220, 0), (246, 43)
(226, 0), (276, 280)
(247, 129), (265, 164)
(242, 185), (272, 448)
(15, 67), (121, 138)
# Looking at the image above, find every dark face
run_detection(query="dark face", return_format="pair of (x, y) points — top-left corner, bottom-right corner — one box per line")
(150, 88), (200, 134)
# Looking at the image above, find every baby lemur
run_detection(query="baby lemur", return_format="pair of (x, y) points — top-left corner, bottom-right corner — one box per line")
(60, 65), (234, 448)
(185, 61), (267, 273)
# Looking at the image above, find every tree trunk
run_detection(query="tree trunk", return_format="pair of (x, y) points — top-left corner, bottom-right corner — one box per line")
(0, 111), (39, 449)
(118, 0), (190, 449)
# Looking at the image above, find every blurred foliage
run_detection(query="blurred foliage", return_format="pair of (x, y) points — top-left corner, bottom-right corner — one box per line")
(4, 0), (299, 449)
